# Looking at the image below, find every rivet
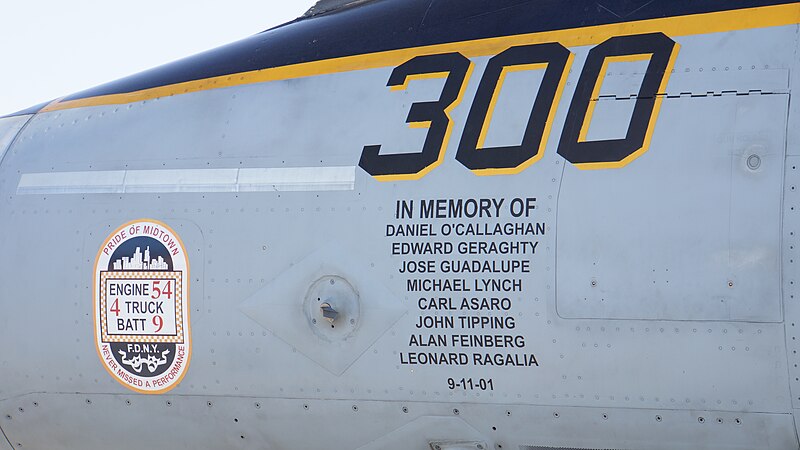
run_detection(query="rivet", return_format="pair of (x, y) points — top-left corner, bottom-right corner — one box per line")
(747, 154), (761, 170)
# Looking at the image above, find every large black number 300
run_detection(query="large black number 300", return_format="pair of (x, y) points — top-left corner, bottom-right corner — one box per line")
(359, 33), (678, 180)
(358, 53), (473, 180)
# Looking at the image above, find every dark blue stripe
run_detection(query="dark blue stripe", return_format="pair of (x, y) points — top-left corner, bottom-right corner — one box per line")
(6, 101), (52, 117)
(35, 0), (800, 106)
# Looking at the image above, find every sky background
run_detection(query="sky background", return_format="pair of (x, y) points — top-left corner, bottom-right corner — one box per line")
(0, 1), (310, 115)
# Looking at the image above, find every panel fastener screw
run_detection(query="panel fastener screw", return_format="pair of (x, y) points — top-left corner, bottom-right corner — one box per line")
(747, 154), (761, 170)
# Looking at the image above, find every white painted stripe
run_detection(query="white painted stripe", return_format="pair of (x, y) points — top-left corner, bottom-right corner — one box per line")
(17, 166), (356, 195)
(238, 167), (357, 192)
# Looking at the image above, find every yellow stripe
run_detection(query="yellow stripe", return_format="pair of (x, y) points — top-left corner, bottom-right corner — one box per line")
(42, 3), (800, 113)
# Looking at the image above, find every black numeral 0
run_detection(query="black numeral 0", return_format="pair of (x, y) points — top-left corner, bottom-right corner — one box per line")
(358, 53), (472, 180)
(456, 43), (572, 175)
(557, 33), (679, 168)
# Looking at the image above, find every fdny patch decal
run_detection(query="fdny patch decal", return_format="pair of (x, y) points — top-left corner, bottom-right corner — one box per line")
(94, 219), (191, 394)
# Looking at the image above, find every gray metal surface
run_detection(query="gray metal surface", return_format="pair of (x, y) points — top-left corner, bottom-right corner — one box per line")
(0, 425), (11, 450)
(0, 115), (29, 166)
(0, 10), (799, 450)
(557, 93), (786, 321)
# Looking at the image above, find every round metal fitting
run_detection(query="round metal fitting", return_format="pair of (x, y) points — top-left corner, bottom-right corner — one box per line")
(304, 275), (360, 341)
(747, 154), (761, 170)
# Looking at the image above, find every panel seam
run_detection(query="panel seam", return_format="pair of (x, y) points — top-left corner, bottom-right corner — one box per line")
(0, 423), (13, 450)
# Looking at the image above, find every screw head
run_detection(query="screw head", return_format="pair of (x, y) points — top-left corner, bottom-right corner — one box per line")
(747, 154), (761, 170)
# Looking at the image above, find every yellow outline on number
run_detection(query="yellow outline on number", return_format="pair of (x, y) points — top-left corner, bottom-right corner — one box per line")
(574, 43), (680, 170)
